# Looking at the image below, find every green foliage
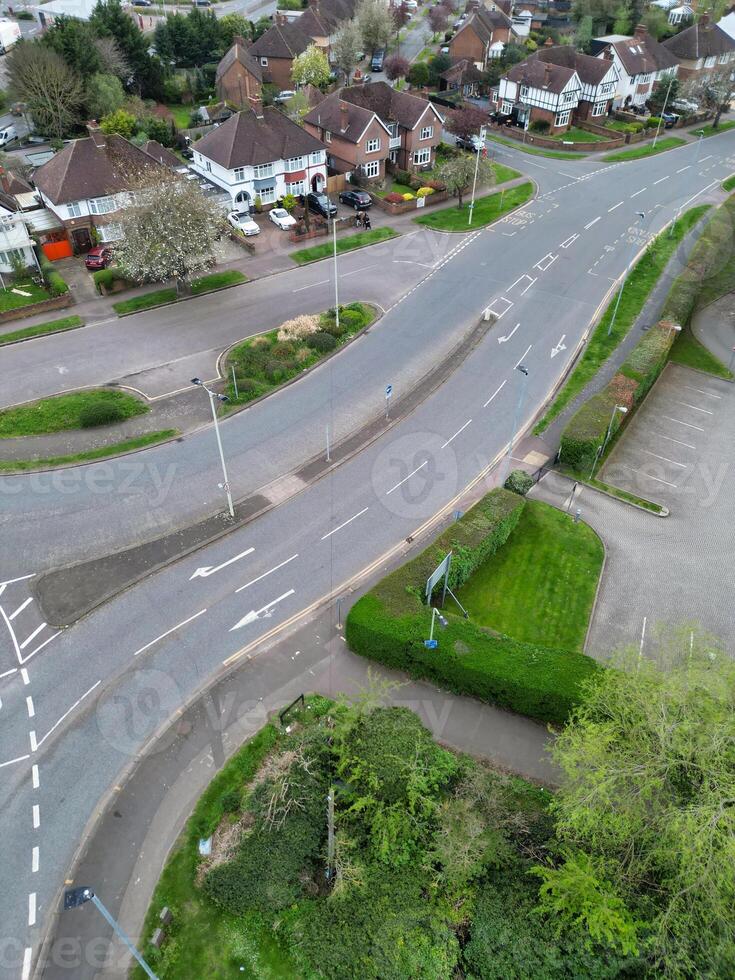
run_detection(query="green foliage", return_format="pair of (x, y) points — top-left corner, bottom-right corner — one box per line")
(438, 151), (495, 207)
(415, 183), (533, 231)
(46, 270), (69, 297)
(0, 315), (83, 347)
(530, 118), (551, 133)
(305, 330), (337, 352)
(291, 43), (331, 88)
(218, 13), (252, 47)
(290, 228), (398, 264)
(78, 399), (127, 428)
(100, 107), (136, 138)
(504, 469), (534, 495)
(408, 61), (430, 87)
(0, 389), (146, 437)
(93, 266), (129, 293)
(91, 0), (165, 99)
(86, 72), (125, 119)
(559, 388), (619, 472)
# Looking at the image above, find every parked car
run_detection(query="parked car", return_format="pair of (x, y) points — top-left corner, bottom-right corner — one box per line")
(274, 90), (296, 104)
(339, 189), (372, 210)
(306, 191), (337, 218)
(404, 0), (418, 8)
(671, 98), (698, 114)
(268, 207), (297, 230)
(84, 246), (113, 270)
(370, 49), (385, 71)
(227, 211), (260, 236)
(135, 0), (153, 5)
(661, 112), (679, 129)
(455, 134), (484, 152)
(193, 0), (211, 6)
(0, 125), (18, 148)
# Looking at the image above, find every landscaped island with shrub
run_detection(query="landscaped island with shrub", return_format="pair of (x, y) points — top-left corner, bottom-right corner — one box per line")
(0, 389), (148, 438)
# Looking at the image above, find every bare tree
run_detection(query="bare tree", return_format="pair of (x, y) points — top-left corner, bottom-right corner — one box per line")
(6, 42), (83, 138)
(383, 53), (410, 82)
(93, 36), (131, 80)
(445, 104), (488, 142)
(683, 66), (734, 128)
(331, 19), (362, 82)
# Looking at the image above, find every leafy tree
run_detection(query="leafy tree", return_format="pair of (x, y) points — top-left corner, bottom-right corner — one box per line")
(684, 66), (735, 126)
(284, 90), (311, 123)
(428, 4), (449, 36)
(252, 15), (272, 41)
(6, 42), (83, 138)
(141, 115), (175, 146)
(438, 152), (494, 207)
(408, 61), (430, 88)
(383, 53), (410, 82)
(612, 0), (632, 34)
(291, 44), (331, 88)
(91, 0), (164, 99)
(574, 15), (593, 52)
(114, 171), (226, 293)
(641, 4), (671, 39)
(534, 639), (735, 977)
(331, 19), (362, 82)
(100, 108), (136, 138)
(427, 52), (452, 86)
(43, 17), (102, 78)
(86, 73), (125, 120)
(445, 104), (488, 142)
(218, 13), (252, 48)
(571, 0), (620, 32)
(357, 0), (394, 55)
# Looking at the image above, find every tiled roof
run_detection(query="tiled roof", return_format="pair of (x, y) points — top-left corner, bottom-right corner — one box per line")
(456, 5), (512, 45)
(195, 106), (325, 168)
(603, 29), (679, 75)
(663, 18), (735, 59)
(303, 91), (378, 142)
(441, 58), (485, 83)
(215, 38), (263, 83)
(534, 44), (615, 84)
(339, 81), (441, 129)
(506, 57), (577, 93)
(248, 22), (312, 60)
(143, 140), (182, 170)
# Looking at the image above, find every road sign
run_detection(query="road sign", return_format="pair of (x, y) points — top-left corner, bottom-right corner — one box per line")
(385, 384), (392, 398)
(425, 551), (451, 601)
(424, 639), (438, 649)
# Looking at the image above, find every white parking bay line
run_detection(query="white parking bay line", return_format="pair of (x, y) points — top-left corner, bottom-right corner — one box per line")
(484, 380), (507, 407)
(321, 507), (369, 540)
(386, 459), (428, 495)
(650, 430), (696, 449)
(674, 400), (713, 415)
(8, 597), (33, 621)
(19, 624), (45, 652)
(624, 465), (677, 487)
(641, 449), (686, 468)
(661, 415), (704, 431)
(441, 419), (472, 448)
(682, 384), (721, 399)
(133, 609), (207, 658)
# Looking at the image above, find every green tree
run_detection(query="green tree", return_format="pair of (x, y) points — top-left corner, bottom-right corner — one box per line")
(86, 73), (125, 120)
(100, 108), (137, 138)
(251, 15), (272, 41)
(43, 17), (102, 78)
(427, 52), (452, 86)
(683, 65), (735, 126)
(331, 19), (362, 82)
(438, 153), (495, 208)
(574, 15), (593, 53)
(284, 90), (311, 123)
(534, 638), (735, 977)
(6, 42), (83, 137)
(218, 13), (252, 48)
(642, 4), (671, 39)
(408, 61), (430, 88)
(91, 0), (164, 99)
(291, 44), (331, 88)
(357, 0), (394, 55)
(612, 0), (632, 35)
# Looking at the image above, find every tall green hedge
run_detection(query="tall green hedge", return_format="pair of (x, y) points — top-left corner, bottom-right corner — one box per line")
(346, 489), (600, 726)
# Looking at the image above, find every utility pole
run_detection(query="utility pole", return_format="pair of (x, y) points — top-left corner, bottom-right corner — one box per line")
(64, 888), (158, 980)
(467, 124), (487, 227)
(326, 787), (335, 880)
(608, 212), (645, 337)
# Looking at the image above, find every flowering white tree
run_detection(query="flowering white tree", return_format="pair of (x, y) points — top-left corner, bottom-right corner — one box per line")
(114, 171), (226, 294)
(683, 66), (735, 129)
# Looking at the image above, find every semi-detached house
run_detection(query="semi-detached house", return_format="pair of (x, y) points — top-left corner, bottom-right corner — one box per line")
(532, 41), (619, 120)
(498, 59), (581, 132)
(591, 25), (679, 109)
(663, 13), (735, 81)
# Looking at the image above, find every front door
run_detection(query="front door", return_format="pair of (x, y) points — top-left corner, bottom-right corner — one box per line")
(71, 227), (92, 253)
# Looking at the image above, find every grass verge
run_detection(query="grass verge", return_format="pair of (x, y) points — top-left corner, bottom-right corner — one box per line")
(486, 132), (587, 159)
(190, 270), (247, 294)
(534, 204), (710, 434)
(700, 120), (735, 138)
(456, 499), (603, 650)
(414, 181), (534, 232)
(549, 126), (607, 143)
(0, 430), (177, 471)
(0, 390), (147, 437)
(669, 324), (733, 379)
(0, 281), (51, 313)
(601, 136), (686, 162)
(722, 174), (735, 192)
(0, 315), (83, 346)
(290, 227), (397, 264)
(113, 271), (247, 314)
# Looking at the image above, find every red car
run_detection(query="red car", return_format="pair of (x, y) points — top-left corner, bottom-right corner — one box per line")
(84, 245), (113, 270)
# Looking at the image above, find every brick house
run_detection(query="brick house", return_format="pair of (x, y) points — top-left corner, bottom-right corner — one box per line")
(591, 26), (679, 109)
(247, 21), (312, 91)
(303, 93), (391, 183)
(533, 41), (619, 120)
(497, 58), (581, 132)
(449, 2), (516, 68)
(215, 35), (263, 107)
(663, 13), (735, 81)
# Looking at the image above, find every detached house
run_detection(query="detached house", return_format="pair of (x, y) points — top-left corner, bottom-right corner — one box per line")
(449, 2), (516, 68)
(663, 14), (735, 81)
(215, 35), (263, 107)
(497, 58), (581, 132)
(247, 21), (312, 91)
(534, 41), (619, 119)
(592, 25), (679, 109)
(191, 102), (328, 208)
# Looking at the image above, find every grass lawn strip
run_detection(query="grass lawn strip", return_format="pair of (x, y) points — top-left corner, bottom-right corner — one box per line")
(486, 132), (587, 159)
(0, 389), (147, 438)
(0, 281), (51, 313)
(548, 126), (607, 143)
(113, 271), (247, 314)
(0, 315), (83, 347)
(456, 499), (603, 651)
(534, 204), (710, 434)
(290, 227), (397, 264)
(414, 181), (533, 232)
(722, 174), (735, 192)
(669, 324), (733, 379)
(700, 120), (735, 138)
(0, 430), (177, 471)
(601, 136), (686, 162)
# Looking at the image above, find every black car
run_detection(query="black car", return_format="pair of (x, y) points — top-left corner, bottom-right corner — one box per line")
(306, 192), (337, 218)
(339, 190), (372, 211)
(661, 112), (679, 129)
(370, 49), (385, 71)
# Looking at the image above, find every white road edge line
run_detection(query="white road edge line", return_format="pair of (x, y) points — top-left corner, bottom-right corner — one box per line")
(386, 459), (428, 495)
(484, 380), (507, 407)
(676, 166), (690, 173)
(35, 680), (101, 748)
(0, 753), (30, 769)
(515, 344), (532, 369)
(584, 216), (601, 229)
(441, 419), (472, 448)
(321, 507), (369, 540)
(630, 188), (646, 198)
(235, 554), (299, 594)
(133, 610), (207, 658)
(292, 279), (329, 293)
(639, 616), (647, 657)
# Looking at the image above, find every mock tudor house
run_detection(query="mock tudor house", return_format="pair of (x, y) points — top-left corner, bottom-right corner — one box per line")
(663, 13), (735, 81)
(33, 124), (163, 252)
(497, 58), (581, 132)
(191, 102), (328, 208)
(215, 35), (263, 107)
(303, 92), (391, 182)
(247, 21), (312, 91)
(533, 40), (619, 120)
(591, 26), (679, 109)
(449, 2), (516, 67)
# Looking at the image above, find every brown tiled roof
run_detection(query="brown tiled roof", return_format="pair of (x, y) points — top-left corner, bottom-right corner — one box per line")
(0, 169), (32, 195)
(456, 5), (512, 46)
(533, 44), (614, 84)
(604, 30), (679, 75)
(339, 81), (442, 129)
(215, 38), (263, 84)
(195, 106), (325, 168)
(441, 58), (485, 83)
(248, 22), (312, 60)
(143, 140), (181, 170)
(506, 57), (577, 93)
(297, 5), (333, 37)
(663, 18), (735, 60)
(34, 133), (160, 205)
(303, 91), (380, 142)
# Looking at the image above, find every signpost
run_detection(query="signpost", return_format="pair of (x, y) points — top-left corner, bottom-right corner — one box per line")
(385, 383), (393, 419)
(425, 551), (452, 605)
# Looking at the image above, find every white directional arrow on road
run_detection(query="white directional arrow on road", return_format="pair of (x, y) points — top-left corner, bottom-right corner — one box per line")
(190, 547), (255, 580)
(497, 322), (520, 344)
(229, 589), (295, 631)
(550, 335), (567, 359)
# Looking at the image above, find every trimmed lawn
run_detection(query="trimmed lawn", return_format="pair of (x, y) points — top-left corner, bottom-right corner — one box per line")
(0, 281), (51, 313)
(486, 132), (587, 159)
(535, 204), (710, 433)
(602, 136), (686, 161)
(669, 325), (734, 379)
(414, 181), (533, 231)
(549, 126), (607, 143)
(700, 120), (735, 138)
(165, 103), (193, 129)
(722, 174), (735, 192)
(0, 315), (83, 346)
(0, 430), (177, 471)
(378, 162), (520, 200)
(190, 270), (247, 294)
(455, 499), (603, 651)
(0, 390), (147, 438)
(290, 227), (397, 264)
(114, 271), (247, 313)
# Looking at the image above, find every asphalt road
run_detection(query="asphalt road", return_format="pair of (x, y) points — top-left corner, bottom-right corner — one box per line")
(1, 132), (734, 979)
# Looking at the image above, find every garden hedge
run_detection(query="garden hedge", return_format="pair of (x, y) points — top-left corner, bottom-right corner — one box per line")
(346, 489), (600, 726)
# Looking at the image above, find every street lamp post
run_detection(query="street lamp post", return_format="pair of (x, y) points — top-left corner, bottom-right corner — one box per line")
(467, 124), (487, 227)
(424, 606), (448, 648)
(590, 404), (627, 480)
(64, 887), (158, 980)
(191, 378), (234, 518)
(608, 212), (646, 338)
(651, 73), (675, 149)
(694, 128), (705, 163)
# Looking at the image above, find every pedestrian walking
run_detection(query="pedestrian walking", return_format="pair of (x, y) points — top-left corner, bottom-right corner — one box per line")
(364, 213), (371, 231)
(355, 210), (364, 228)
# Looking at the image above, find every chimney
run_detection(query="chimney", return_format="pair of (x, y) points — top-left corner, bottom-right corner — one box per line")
(543, 62), (551, 86)
(700, 12), (710, 27)
(250, 96), (264, 119)
(276, 10), (287, 24)
(87, 121), (106, 148)
(633, 23), (647, 40)
(232, 34), (245, 46)
(340, 101), (349, 132)
(309, 0), (319, 11)
(603, 47), (614, 60)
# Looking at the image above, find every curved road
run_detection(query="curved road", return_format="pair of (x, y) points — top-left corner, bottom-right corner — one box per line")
(0, 132), (733, 979)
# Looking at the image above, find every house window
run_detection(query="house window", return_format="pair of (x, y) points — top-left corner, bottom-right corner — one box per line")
(563, 90), (575, 103)
(310, 151), (322, 164)
(88, 196), (116, 215)
(233, 167), (246, 181)
(325, 130), (332, 143)
(204, 161), (212, 172)
(592, 101), (606, 116)
(286, 156), (305, 171)
(286, 180), (305, 196)
(640, 72), (652, 84)
(258, 185), (276, 203)
(260, 57), (268, 66)
(520, 84), (529, 98)
(413, 147), (431, 165)
(363, 160), (380, 178)
(67, 202), (82, 218)
(554, 108), (571, 127)
(719, 53), (730, 64)
(501, 100), (512, 114)
(253, 163), (274, 179)
(97, 223), (122, 242)
(420, 125), (433, 140)
(365, 137), (381, 153)
(705, 55), (716, 68)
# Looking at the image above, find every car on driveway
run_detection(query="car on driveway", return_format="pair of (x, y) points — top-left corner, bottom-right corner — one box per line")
(227, 210), (260, 236)
(268, 207), (297, 230)
(455, 134), (484, 152)
(274, 90), (296, 104)
(671, 98), (698, 114)
(306, 191), (337, 218)
(661, 112), (679, 129)
(84, 245), (113, 270)
(339, 189), (372, 210)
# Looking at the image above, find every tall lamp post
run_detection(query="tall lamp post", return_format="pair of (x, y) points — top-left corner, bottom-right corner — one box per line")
(651, 72), (675, 149)
(191, 378), (234, 518)
(608, 211), (645, 337)
(694, 128), (705, 163)
(64, 887), (158, 980)
(467, 123), (487, 227)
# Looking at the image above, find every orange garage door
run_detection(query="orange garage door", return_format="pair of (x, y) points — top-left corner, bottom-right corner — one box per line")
(42, 240), (73, 261)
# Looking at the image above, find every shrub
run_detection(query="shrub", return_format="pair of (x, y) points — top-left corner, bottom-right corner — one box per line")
(559, 388), (618, 473)
(530, 119), (550, 133)
(504, 469), (534, 495)
(93, 268), (114, 293)
(277, 313), (320, 342)
(402, 192), (415, 200)
(47, 271), (69, 297)
(385, 192), (405, 203)
(417, 186), (435, 197)
(79, 400), (127, 428)
(305, 331), (337, 352)
(395, 169), (411, 185)
(647, 116), (662, 130)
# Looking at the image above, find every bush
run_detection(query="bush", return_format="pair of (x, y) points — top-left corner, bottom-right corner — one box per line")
(427, 179), (446, 191)
(305, 331), (337, 352)
(408, 174), (424, 190)
(93, 268), (114, 293)
(46, 271), (69, 297)
(402, 192), (415, 200)
(385, 192), (405, 203)
(504, 469), (534, 495)
(417, 186), (435, 197)
(530, 119), (550, 133)
(647, 116), (662, 130)
(79, 400), (127, 428)
(394, 169), (411, 185)
(277, 313), (319, 341)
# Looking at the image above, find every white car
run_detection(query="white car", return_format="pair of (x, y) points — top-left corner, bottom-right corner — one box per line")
(274, 90), (296, 104)
(227, 210), (260, 236)
(671, 98), (699, 114)
(404, 0), (418, 9)
(268, 207), (297, 230)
